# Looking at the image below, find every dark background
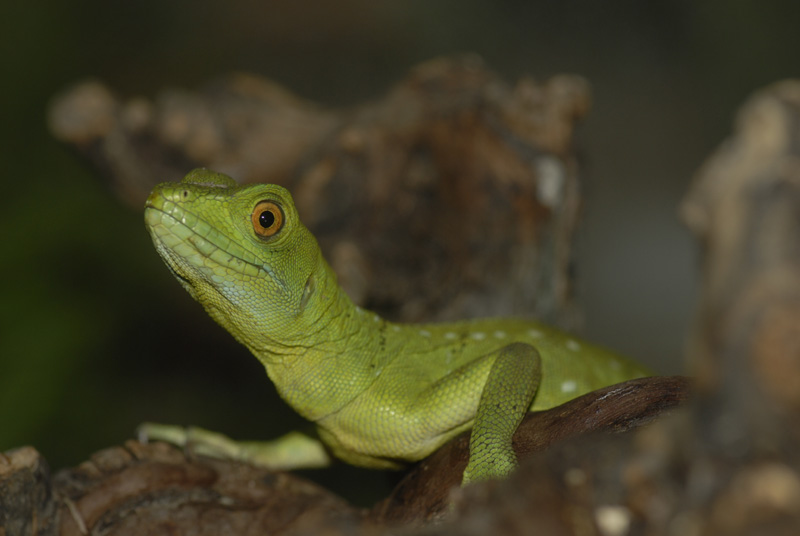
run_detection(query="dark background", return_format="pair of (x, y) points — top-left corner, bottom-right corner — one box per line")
(2, 0), (798, 502)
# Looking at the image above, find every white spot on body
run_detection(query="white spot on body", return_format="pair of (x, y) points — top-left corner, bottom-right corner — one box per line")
(392, 325), (401, 332)
(493, 330), (506, 339)
(610, 360), (621, 370)
(444, 332), (458, 340)
(373, 314), (380, 323)
(566, 340), (581, 352)
(419, 330), (431, 337)
(378, 405), (397, 417)
(527, 329), (543, 339)
(471, 332), (486, 341)
(561, 380), (578, 393)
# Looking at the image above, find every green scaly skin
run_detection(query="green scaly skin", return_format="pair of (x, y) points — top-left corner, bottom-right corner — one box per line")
(142, 168), (650, 484)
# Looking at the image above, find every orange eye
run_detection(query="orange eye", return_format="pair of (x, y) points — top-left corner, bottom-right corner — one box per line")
(251, 200), (284, 238)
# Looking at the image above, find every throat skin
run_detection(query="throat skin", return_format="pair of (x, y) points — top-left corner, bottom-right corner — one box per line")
(143, 168), (651, 479)
(253, 259), (393, 424)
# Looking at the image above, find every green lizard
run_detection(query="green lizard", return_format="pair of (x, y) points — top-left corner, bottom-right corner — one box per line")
(142, 168), (650, 484)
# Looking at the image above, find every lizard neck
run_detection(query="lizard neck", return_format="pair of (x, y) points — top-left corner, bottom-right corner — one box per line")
(248, 257), (390, 422)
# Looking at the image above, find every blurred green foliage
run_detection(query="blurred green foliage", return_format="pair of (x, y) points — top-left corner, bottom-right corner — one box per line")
(2, 0), (800, 504)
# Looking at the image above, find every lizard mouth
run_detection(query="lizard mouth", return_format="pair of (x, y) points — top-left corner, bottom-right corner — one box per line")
(144, 193), (265, 280)
(152, 237), (193, 286)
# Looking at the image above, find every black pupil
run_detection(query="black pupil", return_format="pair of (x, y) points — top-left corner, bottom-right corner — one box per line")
(259, 210), (275, 229)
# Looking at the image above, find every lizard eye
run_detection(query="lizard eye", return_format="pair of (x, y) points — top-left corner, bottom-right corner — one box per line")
(251, 200), (284, 238)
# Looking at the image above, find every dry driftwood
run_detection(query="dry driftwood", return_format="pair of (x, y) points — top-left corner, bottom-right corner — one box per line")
(1, 376), (688, 536)
(373, 376), (689, 526)
(49, 56), (590, 327)
(668, 80), (800, 534)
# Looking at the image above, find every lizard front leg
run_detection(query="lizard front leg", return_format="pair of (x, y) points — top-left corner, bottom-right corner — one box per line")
(138, 423), (331, 470)
(462, 342), (541, 485)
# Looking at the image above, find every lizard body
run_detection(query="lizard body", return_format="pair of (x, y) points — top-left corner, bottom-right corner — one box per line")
(143, 168), (650, 483)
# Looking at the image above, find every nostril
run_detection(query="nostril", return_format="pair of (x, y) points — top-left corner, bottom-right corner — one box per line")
(145, 189), (160, 208)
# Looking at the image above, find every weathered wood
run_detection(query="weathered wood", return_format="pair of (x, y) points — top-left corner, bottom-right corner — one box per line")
(1, 377), (688, 535)
(373, 376), (690, 526)
(50, 441), (363, 536)
(671, 80), (800, 534)
(0, 447), (56, 536)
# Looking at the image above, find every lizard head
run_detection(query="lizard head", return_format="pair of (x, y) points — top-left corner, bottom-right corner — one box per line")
(144, 168), (331, 358)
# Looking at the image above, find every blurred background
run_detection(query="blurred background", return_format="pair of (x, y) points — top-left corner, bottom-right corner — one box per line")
(2, 0), (799, 503)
